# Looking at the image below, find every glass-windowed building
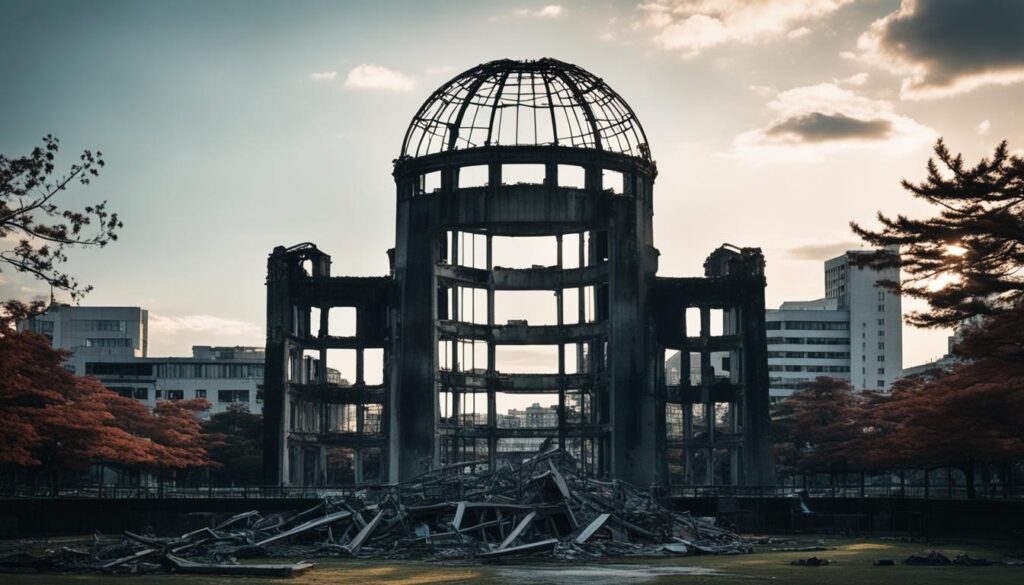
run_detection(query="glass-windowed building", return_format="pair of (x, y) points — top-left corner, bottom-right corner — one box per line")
(766, 249), (902, 400)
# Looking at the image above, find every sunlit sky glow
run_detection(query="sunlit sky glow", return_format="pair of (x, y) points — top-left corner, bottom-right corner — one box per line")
(2, 0), (1022, 377)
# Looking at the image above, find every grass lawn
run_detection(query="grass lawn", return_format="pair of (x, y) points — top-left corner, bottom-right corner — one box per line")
(2, 536), (1021, 584)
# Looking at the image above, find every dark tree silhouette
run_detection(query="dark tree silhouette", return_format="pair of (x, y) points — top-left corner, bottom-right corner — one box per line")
(771, 377), (862, 476)
(851, 139), (1024, 328)
(0, 135), (122, 303)
(204, 404), (263, 485)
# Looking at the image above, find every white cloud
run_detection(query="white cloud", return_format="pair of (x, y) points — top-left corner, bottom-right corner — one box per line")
(149, 314), (262, 337)
(977, 119), (991, 135)
(638, 0), (857, 58)
(748, 84), (776, 97)
(425, 65), (457, 76)
(343, 65), (415, 92)
(852, 0), (1024, 99)
(513, 5), (566, 18)
(731, 81), (936, 162)
(787, 26), (811, 39)
(309, 71), (338, 81)
(838, 72), (869, 86)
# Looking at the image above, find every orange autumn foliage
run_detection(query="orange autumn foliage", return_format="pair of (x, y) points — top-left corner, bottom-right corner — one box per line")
(0, 329), (213, 474)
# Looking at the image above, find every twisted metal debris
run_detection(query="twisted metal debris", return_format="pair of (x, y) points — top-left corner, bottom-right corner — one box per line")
(0, 449), (750, 575)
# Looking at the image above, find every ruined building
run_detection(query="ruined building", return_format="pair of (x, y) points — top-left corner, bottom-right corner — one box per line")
(264, 58), (776, 487)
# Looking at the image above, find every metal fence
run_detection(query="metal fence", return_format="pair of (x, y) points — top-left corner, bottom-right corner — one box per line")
(2, 482), (1022, 500)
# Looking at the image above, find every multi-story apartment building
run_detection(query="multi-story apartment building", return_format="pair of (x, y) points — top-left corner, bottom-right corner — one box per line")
(766, 249), (902, 400)
(19, 305), (285, 414)
(84, 345), (267, 414)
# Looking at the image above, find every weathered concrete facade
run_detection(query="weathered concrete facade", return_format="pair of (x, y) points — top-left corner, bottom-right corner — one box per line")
(264, 58), (775, 487)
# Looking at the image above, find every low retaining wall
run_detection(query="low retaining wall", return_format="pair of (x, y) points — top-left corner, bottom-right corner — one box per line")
(1, 497), (1022, 539)
(673, 496), (1024, 539)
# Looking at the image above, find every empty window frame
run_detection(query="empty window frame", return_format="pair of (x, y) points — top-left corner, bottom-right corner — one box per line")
(439, 389), (489, 426)
(325, 349), (357, 385)
(687, 352), (702, 386)
(557, 165), (585, 189)
(494, 344), (559, 374)
(502, 164), (546, 185)
(439, 338), (489, 373)
(364, 348), (384, 385)
(564, 388), (593, 424)
(495, 393), (559, 428)
(494, 289), (559, 326)
(685, 307), (701, 337)
(309, 307), (322, 337)
(448, 231), (488, 268)
(490, 235), (557, 269)
(602, 169), (624, 195)
(709, 308), (726, 336)
(327, 306), (356, 337)
(327, 404), (358, 433)
(449, 286), (488, 324)
(420, 170), (441, 194)
(561, 232), (582, 269)
(458, 164), (489, 188)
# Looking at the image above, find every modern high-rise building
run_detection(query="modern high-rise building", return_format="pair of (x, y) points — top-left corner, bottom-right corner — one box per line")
(766, 250), (902, 400)
(20, 304), (148, 367)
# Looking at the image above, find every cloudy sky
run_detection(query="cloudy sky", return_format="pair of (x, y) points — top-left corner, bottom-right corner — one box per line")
(2, 0), (1022, 373)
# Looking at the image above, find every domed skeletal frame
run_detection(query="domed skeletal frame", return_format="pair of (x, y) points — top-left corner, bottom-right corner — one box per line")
(401, 58), (651, 160)
(263, 58), (776, 490)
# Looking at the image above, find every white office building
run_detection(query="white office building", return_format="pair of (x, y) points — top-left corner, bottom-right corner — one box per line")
(20, 305), (271, 414)
(767, 250), (902, 400)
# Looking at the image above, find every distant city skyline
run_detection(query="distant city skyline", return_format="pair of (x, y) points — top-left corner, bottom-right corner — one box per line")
(3, 0), (1022, 368)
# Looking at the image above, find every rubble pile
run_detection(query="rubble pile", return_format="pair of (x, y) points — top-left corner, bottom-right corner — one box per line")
(0, 449), (750, 575)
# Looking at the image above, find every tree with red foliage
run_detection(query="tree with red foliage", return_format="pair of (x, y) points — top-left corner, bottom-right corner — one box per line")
(1, 326), (216, 492)
(853, 304), (1024, 497)
(0, 329), (154, 492)
(771, 377), (862, 476)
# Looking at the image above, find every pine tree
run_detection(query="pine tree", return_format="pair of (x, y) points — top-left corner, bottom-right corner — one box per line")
(851, 139), (1024, 328)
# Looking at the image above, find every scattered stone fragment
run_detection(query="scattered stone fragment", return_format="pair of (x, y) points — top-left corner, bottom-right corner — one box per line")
(791, 556), (830, 566)
(904, 550), (952, 565)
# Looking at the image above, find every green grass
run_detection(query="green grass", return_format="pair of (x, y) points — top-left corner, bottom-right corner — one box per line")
(3, 537), (1021, 584)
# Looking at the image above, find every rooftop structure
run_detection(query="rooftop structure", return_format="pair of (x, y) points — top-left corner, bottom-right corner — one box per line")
(263, 58), (775, 488)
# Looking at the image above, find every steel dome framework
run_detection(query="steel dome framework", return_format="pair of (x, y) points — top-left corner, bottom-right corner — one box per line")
(264, 58), (776, 490)
(401, 58), (651, 159)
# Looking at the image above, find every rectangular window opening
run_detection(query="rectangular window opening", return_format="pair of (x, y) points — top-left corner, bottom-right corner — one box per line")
(421, 170), (441, 194)
(496, 392), (559, 428)
(363, 348), (384, 385)
(557, 165), (585, 189)
(494, 289), (559, 326)
(327, 306), (356, 337)
(309, 307), (322, 338)
(561, 233), (581, 269)
(325, 349), (356, 386)
(450, 286), (489, 324)
(602, 169), (624, 195)
(685, 307), (701, 338)
(709, 308), (725, 336)
(458, 165), (488, 188)
(503, 163), (546, 185)
(495, 345), (559, 375)
(491, 235), (557, 269)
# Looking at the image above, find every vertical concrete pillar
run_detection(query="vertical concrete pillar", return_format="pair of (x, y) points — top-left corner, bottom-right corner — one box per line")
(392, 197), (438, 481)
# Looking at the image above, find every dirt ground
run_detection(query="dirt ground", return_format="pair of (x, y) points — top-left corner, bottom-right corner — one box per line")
(3, 536), (1022, 585)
